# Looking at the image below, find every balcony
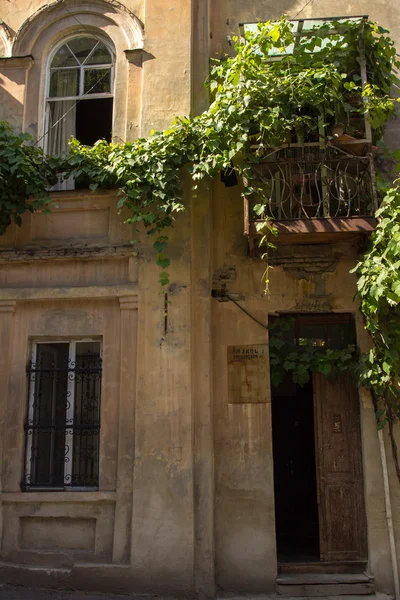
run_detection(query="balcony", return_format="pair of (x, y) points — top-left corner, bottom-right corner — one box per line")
(244, 145), (377, 246)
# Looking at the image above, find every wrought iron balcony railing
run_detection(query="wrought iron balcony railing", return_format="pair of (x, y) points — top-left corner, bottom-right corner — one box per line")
(246, 146), (377, 221)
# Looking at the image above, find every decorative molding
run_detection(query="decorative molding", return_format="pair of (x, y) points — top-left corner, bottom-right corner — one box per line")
(119, 295), (138, 311)
(0, 56), (33, 69)
(125, 48), (143, 66)
(13, 0), (144, 56)
(0, 285), (138, 301)
(1, 491), (116, 503)
(124, 49), (155, 66)
(293, 296), (333, 312)
(269, 245), (340, 276)
(0, 301), (16, 313)
(0, 21), (14, 57)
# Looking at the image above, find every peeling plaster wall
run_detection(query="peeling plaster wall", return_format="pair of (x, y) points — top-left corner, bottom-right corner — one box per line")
(0, 0), (399, 597)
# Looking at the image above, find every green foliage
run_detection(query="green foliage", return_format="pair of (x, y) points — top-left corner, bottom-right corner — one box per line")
(0, 18), (398, 287)
(0, 122), (56, 233)
(269, 317), (358, 387)
(351, 181), (400, 429)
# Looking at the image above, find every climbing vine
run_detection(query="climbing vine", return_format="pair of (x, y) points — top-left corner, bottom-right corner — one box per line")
(0, 17), (400, 461)
(351, 179), (400, 481)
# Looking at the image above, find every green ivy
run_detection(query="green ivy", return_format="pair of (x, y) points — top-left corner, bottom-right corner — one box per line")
(352, 181), (400, 423)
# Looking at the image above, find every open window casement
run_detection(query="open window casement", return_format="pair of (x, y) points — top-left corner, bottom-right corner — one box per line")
(44, 36), (114, 190)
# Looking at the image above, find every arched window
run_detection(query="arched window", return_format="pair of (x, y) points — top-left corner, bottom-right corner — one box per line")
(45, 35), (114, 157)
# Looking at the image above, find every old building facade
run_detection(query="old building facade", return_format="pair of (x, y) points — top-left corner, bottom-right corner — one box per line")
(0, 0), (400, 597)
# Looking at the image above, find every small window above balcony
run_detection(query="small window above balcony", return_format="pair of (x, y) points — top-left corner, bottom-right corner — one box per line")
(240, 16), (367, 57)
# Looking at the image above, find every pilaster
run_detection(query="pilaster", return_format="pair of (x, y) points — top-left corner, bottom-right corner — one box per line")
(0, 301), (16, 556)
(112, 295), (138, 564)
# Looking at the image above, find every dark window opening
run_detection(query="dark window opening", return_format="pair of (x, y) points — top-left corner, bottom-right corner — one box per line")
(75, 98), (113, 189)
(76, 97), (113, 146)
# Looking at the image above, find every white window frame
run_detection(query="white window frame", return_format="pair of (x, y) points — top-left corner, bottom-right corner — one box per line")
(24, 338), (102, 491)
(43, 33), (115, 155)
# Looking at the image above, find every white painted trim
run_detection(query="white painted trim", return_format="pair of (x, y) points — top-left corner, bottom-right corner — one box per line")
(24, 344), (37, 485)
(46, 33), (115, 102)
(64, 341), (76, 485)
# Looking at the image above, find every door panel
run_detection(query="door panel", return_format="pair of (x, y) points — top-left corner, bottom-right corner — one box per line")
(313, 373), (368, 561)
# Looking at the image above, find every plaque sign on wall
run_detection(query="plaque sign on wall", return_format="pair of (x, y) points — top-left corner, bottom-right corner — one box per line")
(227, 344), (270, 404)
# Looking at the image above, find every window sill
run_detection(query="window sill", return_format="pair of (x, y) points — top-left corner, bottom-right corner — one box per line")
(1, 490), (116, 503)
(48, 188), (118, 201)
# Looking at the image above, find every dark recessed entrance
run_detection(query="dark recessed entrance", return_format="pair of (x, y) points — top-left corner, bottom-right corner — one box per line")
(272, 378), (319, 562)
(271, 314), (368, 565)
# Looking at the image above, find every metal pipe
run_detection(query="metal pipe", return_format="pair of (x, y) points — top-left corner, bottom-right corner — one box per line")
(378, 428), (400, 600)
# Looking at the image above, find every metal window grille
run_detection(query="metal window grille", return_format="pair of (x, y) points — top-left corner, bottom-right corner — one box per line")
(23, 340), (102, 490)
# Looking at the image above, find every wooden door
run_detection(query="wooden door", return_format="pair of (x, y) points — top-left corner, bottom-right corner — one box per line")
(313, 373), (368, 562)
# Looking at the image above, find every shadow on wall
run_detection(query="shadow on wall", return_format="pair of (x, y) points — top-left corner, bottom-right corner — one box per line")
(0, 74), (25, 132)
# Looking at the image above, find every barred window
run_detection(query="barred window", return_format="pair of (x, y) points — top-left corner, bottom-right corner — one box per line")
(23, 340), (102, 490)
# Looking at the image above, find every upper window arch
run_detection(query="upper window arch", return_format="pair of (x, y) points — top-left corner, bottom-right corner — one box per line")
(48, 37), (114, 99)
(12, 0), (144, 150)
(45, 34), (115, 159)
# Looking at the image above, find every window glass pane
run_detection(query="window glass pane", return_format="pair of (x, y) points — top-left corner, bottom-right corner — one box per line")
(84, 68), (111, 94)
(85, 42), (113, 65)
(30, 343), (69, 487)
(72, 342), (101, 487)
(67, 37), (98, 64)
(49, 68), (79, 98)
(51, 43), (79, 67)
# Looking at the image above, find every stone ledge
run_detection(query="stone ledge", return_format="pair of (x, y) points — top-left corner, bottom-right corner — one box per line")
(0, 245), (134, 263)
(1, 492), (116, 503)
(0, 285), (138, 301)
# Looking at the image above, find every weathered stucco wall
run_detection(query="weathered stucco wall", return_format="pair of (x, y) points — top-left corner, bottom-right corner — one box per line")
(210, 178), (395, 593)
(0, 0), (399, 597)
